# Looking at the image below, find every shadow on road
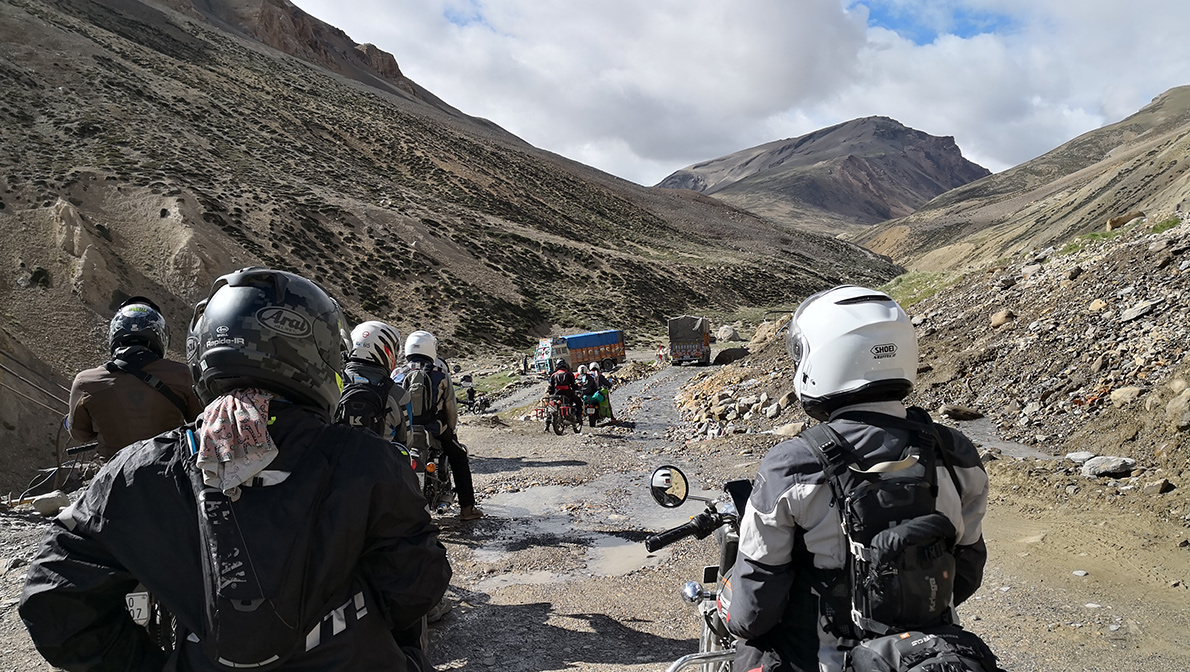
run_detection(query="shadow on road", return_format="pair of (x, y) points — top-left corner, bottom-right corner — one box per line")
(470, 455), (588, 475)
(431, 587), (696, 670)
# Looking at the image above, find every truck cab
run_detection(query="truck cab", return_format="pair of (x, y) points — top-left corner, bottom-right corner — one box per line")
(533, 337), (569, 375)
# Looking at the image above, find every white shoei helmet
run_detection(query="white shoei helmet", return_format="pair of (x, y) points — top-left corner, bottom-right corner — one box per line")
(786, 285), (917, 421)
(404, 330), (438, 361)
(350, 321), (402, 372)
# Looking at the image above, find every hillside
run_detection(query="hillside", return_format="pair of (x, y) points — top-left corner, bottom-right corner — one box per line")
(0, 0), (900, 492)
(859, 86), (1190, 270)
(656, 116), (990, 235)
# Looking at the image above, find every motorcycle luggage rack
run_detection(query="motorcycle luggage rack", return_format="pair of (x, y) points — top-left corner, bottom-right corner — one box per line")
(665, 649), (735, 672)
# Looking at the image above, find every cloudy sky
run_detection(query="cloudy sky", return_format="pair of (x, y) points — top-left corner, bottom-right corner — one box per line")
(292, 0), (1190, 187)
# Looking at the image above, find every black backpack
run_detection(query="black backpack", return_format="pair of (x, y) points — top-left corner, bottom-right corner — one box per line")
(333, 376), (394, 436)
(801, 410), (1000, 672)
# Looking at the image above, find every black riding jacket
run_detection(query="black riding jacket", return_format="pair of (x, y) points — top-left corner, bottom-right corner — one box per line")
(20, 402), (450, 672)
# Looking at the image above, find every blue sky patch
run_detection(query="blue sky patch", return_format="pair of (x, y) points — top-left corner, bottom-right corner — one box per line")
(444, 2), (487, 28)
(854, 1), (1016, 45)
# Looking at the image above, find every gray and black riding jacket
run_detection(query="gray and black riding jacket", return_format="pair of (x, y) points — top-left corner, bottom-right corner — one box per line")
(725, 401), (989, 672)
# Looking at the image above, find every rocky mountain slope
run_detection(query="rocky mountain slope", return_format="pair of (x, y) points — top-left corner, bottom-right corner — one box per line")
(668, 217), (1189, 534)
(656, 116), (990, 235)
(0, 0), (899, 492)
(859, 86), (1190, 271)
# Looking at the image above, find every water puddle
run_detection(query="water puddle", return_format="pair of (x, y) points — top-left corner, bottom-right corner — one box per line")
(586, 534), (668, 576)
(953, 418), (1058, 460)
(471, 473), (723, 582)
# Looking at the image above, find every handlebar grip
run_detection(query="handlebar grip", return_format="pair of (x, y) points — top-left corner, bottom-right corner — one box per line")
(65, 442), (98, 455)
(644, 520), (702, 553)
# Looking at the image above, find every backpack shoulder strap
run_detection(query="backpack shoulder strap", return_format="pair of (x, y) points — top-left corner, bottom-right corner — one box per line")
(106, 357), (191, 417)
(905, 407), (964, 500)
(800, 422), (856, 505)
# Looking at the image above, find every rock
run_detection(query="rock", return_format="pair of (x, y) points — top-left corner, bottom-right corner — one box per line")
(1067, 266), (1084, 280)
(759, 392), (770, 405)
(764, 403), (781, 419)
(3, 557), (27, 573)
(31, 490), (71, 517)
(737, 395), (760, 407)
(1073, 570), (1089, 577)
(1142, 479), (1175, 495)
(939, 403), (983, 420)
(995, 276), (1017, 290)
(779, 390), (797, 408)
(1165, 390), (1190, 430)
(774, 421), (805, 437)
(1110, 386), (1144, 407)
(1105, 210), (1144, 231)
(1120, 301), (1157, 322)
(1081, 456), (1137, 478)
(1066, 451), (1096, 465)
(717, 325), (742, 342)
(713, 347), (749, 365)
(1088, 298), (1108, 312)
(990, 309), (1016, 328)
(1149, 239), (1170, 253)
(979, 450), (998, 464)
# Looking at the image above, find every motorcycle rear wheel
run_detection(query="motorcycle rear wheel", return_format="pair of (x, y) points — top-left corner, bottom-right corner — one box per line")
(552, 411), (565, 435)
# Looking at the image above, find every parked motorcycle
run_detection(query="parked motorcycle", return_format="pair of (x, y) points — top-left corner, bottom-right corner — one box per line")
(645, 466), (752, 672)
(537, 394), (583, 435)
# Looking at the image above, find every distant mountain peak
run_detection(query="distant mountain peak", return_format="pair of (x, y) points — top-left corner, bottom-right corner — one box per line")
(656, 117), (989, 234)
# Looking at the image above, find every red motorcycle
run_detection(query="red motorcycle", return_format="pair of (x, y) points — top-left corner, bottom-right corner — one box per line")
(537, 394), (583, 435)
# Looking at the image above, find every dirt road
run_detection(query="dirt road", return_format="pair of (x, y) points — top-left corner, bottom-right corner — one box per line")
(2, 364), (1189, 671)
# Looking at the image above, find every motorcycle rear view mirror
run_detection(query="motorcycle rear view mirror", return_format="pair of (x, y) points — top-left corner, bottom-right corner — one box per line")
(649, 465), (689, 508)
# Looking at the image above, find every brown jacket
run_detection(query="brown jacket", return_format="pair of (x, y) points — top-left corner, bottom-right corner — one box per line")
(68, 354), (203, 458)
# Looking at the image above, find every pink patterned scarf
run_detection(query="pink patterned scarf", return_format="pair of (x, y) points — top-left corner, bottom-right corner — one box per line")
(197, 389), (278, 501)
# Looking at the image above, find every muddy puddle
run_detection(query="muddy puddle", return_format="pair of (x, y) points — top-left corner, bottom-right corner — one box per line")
(952, 417), (1058, 460)
(474, 470), (718, 585)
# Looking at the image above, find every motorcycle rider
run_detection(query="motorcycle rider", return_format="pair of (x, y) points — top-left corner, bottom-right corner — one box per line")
(589, 362), (616, 422)
(546, 358), (583, 416)
(394, 330), (483, 521)
(339, 320), (411, 445)
(725, 285), (989, 672)
(67, 296), (204, 458)
(575, 364), (597, 398)
(20, 268), (451, 671)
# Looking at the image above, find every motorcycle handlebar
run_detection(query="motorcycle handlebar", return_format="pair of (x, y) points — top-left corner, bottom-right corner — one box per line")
(645, 519), (703, 553)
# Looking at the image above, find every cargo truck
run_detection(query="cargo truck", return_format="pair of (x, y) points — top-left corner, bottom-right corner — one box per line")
(667, 315), (711, 365)
(533, 329), (626, 375)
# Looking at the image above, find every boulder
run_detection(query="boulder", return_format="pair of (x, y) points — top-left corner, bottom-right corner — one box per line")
(713, 347), (749, 365)
(717, 325), (742, 342)
(774, 421), (805, 437)
(1065, 451), (1096, 465)
(939, 404), (983, 420)
(764, 403), (781, 419)
(1105, 211), (1145, 231)
(1165, 389), (1190, 430)
(1142, 479), (1175, 495)
(1081, 456), (1137, 478)
(31, 490), (71, 517)
(1110, 386), (1144, 407)
(990, 309), (1015, 328)
(1120, 301), (1157, 322)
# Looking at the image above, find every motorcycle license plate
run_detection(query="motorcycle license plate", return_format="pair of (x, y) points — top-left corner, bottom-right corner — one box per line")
(586, 407), (596, 415)
(125, 591), (150, 626)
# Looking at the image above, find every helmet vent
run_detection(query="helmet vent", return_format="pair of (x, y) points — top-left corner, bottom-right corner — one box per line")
(834, 294), (893, 305)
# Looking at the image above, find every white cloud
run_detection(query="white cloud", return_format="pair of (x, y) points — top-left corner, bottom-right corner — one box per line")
(292, 0), (1190, 185)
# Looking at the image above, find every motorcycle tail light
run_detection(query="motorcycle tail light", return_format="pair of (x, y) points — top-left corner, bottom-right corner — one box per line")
(426, 463), (437, 473)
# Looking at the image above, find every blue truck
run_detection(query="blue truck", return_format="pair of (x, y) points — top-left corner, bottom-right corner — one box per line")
(533, 329), (626, 374)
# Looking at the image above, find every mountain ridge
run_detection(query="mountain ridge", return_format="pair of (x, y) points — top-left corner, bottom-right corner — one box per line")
(656, 116), (990, 235)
